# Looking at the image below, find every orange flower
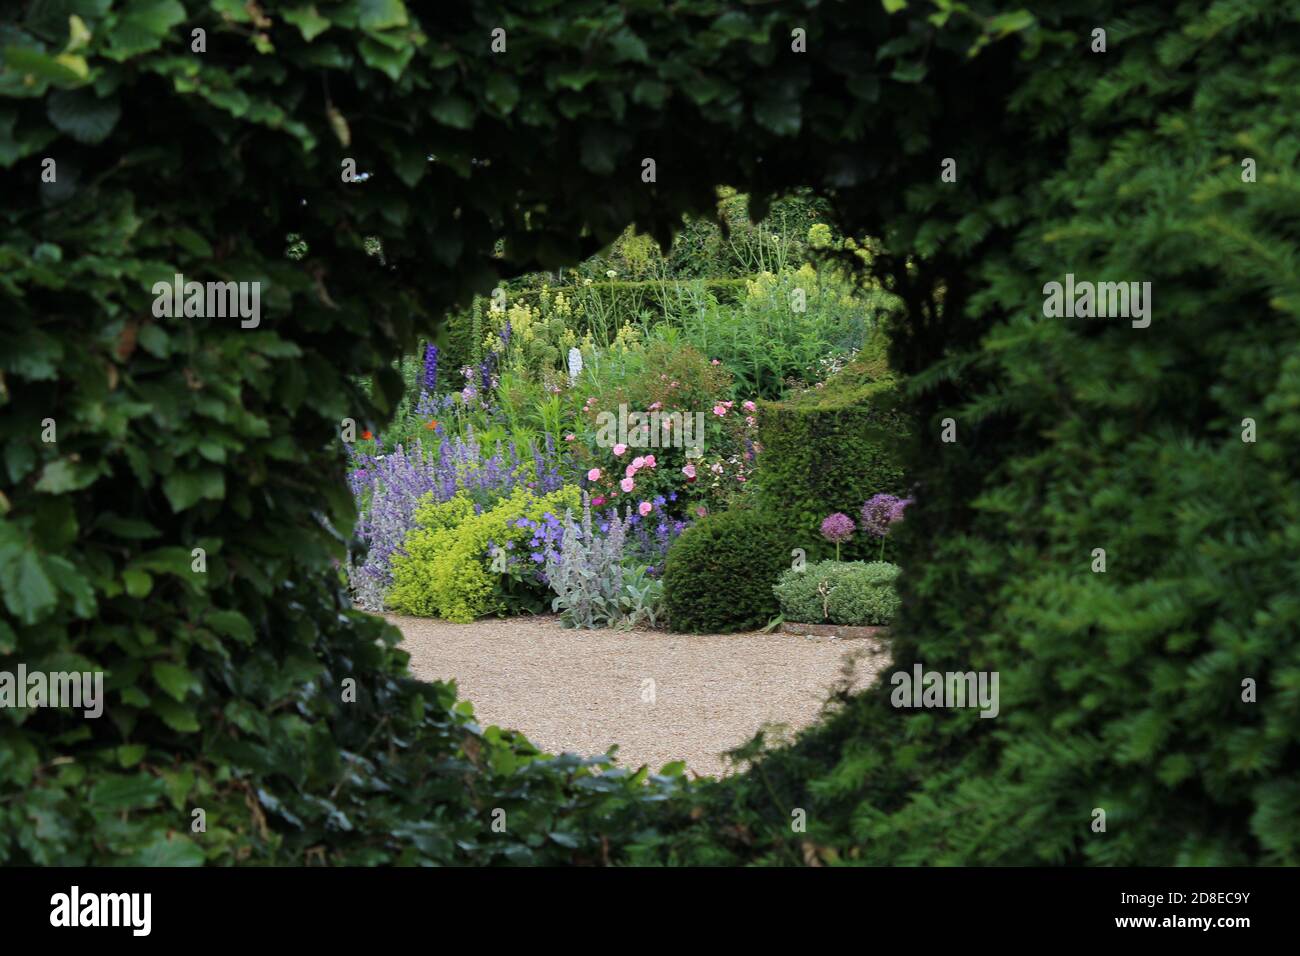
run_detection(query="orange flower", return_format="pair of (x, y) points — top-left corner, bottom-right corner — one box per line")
(361, 430), (373, 441)
(424, 419), (439, 430)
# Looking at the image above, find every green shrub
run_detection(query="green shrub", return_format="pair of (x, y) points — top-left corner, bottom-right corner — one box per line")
(773, 560), (900, 626)
(662, 506), (790, 633)
(755, 340), (911, 561)
(387, 486), (579, 621)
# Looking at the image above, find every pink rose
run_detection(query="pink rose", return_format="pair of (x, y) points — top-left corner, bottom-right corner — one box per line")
(592, 496), (606, 507)
(745, 416), (757, 427)
(743, 400), (756, 412)
(712, 405), (727, 417)
(711, 463), (723, 475)
(648, 402), (662, 411)
(613, 443), (627, 456)
(565, 433), (577, 442)
(643, 455), (656, 468)
(682, 463), (696, 479)
(696, 506), (708, 517)
(710, 359), (721, 365)
(587, 468), (602, 481)
(632, 456), (645, 469)
(638, 501), (653, 516)
(620, 477), (635, 493)
(625, 464), (638, 478)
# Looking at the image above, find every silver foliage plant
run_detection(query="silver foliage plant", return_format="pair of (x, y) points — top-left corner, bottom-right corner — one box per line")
(546, 494), (662, 629)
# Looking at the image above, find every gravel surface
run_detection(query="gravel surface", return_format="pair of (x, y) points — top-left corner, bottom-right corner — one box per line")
(393, 613), (890, 778)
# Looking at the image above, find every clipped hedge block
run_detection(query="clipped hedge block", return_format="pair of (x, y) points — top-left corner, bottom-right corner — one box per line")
(755, 341), (910, 559)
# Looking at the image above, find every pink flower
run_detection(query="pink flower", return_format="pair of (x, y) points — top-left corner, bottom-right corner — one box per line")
(712, 405), (727, 417)
(743, 400), (756, 412)
(592, 496), (606, 507)
(643, 455), (656, 468)
(710, 359), (721, 365)
(696, 506), (709, 517)
(711, 463), (724, 475)
(625, 464), (638, 478)
(745, 415), (757, 427)
(638, 501), (653, 516)
(620, 477), (635, 493)
(613, 443), (627, 456)
(565, 433), (576, 442)
(736, 474), (747, 483)
(648, 401), (662, 411)
(682, 463), (696, 479)
(587, 468), (602, 481)
(632, 456), (646, 469)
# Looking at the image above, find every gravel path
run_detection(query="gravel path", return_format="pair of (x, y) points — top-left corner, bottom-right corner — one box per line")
(393, 613), (890, 778)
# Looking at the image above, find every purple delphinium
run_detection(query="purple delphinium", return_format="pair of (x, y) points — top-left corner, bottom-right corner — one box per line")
(422, 343), (439, 394)
(820, 511), (855, 561)
(861, 493), (912, 560)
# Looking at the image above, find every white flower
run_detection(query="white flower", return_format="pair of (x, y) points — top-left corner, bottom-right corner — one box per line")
(567, 347), (584, 383)
(606, 269), (617, 278)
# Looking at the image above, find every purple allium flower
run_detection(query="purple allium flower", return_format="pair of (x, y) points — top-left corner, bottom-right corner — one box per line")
(860, 494), (911, 537)
(861, 493), (912, 560)
(820, 512), (855, 544)
(820, 511), (855, 561)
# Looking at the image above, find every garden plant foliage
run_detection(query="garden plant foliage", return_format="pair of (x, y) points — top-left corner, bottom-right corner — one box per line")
(773, 560), (901, 628)
(2, 1), (1298, 864)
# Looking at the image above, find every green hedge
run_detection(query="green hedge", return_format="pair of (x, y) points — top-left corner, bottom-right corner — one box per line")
(755, 341), (911, 560)
(662, 507), (791, 633)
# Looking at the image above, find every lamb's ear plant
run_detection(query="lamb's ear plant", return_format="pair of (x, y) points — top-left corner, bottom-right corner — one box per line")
(546, 494), (630, 628)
